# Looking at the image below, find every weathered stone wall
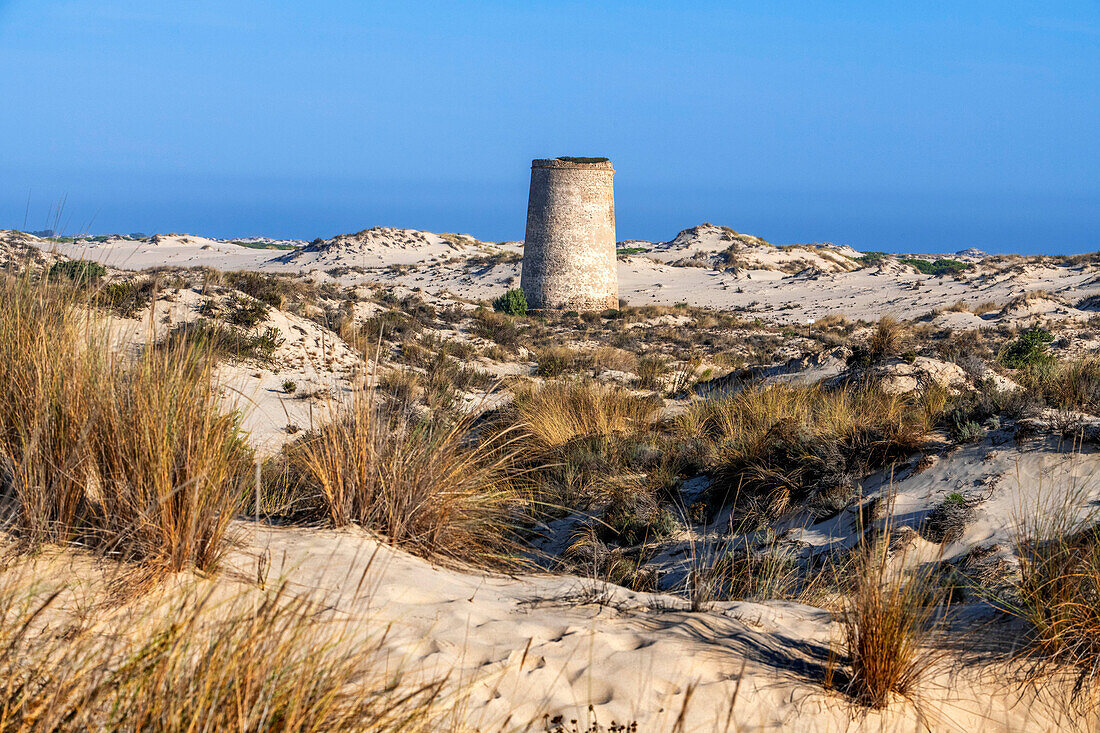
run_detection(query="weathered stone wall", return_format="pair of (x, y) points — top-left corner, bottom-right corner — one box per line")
(521, 158), (618, 311)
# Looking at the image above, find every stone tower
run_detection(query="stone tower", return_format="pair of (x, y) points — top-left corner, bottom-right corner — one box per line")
(520, 157), (618, 311)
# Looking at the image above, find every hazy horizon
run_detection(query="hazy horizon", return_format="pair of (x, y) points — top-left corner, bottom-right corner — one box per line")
(3, 1), (1098, 254)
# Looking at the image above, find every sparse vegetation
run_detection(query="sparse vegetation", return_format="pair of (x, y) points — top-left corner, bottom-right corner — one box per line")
(13, 219), (1100, 728)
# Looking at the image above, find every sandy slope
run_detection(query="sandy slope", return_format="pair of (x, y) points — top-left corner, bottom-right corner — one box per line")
(224, 520), (1085, 732)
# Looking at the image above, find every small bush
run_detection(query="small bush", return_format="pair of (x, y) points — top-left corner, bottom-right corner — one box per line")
(100, 278), (156, 318)
(282, 379), (297, 394)
(899, 258), (969, 276)
(225, 294), (270, 327)
(360, 311), (423, 344)
(1000, 328), (1055, 369)
(163, 320), (283, 363)
(49, 259), (106, 283)
(492, 288), (528, 316)
(224, 270), (316, 309)
(920, 492), (975, 543)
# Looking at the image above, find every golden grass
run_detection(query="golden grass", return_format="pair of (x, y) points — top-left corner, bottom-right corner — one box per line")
(868, 315), (903, 361)
(681, 384), (938, 509)
(1025, 357), (1100, 413)
(284, 384), (520, 563)
(0, 273), (251, 572)
(840, 533), (937, 708)
(510, 381), (660, 453)
(1012, 484), (1100, 709)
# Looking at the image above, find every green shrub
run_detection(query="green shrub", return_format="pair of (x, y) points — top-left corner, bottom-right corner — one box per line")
(899, 258), (969, 276)
(492, 289), (528, 316)
(101, 279), (156, 318)
(225, 295), (270, 327)
(164, 321), (283, 363)
(856, 252), (889, 266)
(1000, 328), (1055, 369)
(48, 259), (106, 283)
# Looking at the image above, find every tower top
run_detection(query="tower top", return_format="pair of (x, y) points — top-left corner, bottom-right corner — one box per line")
(532, 157), (613, 170)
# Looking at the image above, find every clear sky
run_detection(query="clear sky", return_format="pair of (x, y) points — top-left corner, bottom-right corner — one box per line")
(1, 1), (1097, 253)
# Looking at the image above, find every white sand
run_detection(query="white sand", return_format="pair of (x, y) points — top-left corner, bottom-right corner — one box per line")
(18, 225), (1100, 325)
(224, 519), (1085, 732)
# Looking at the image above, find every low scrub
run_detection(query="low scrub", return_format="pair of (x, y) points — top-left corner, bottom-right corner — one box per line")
(899, 258), (968, 276)
(48, 258), (106, 283)
(100, 278), (157, 317)
(682, 384), (938, 514)
(163, 319), (283, 363)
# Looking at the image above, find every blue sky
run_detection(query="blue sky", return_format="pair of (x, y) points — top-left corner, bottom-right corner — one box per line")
(1, 1), (1097, 253)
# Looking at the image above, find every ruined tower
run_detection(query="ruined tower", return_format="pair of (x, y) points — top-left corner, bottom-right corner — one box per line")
(520, 157), (618, 311)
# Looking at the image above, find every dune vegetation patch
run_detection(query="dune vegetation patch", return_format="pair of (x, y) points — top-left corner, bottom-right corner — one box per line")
(0, 274), (252, 572)
(681, 384), (942, 520)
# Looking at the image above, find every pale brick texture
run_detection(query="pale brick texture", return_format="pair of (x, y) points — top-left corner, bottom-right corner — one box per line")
(520, 158), (618, 311)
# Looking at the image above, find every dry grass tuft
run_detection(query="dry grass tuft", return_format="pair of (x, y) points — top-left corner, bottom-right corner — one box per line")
(1012, 486), (1100, 709)
(283, 384), (520, 563)
(841, 534), (938, 708)
(0, 273), (251, 572)
(511, 381), (660, 453)
(869, 315), (904, 361)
